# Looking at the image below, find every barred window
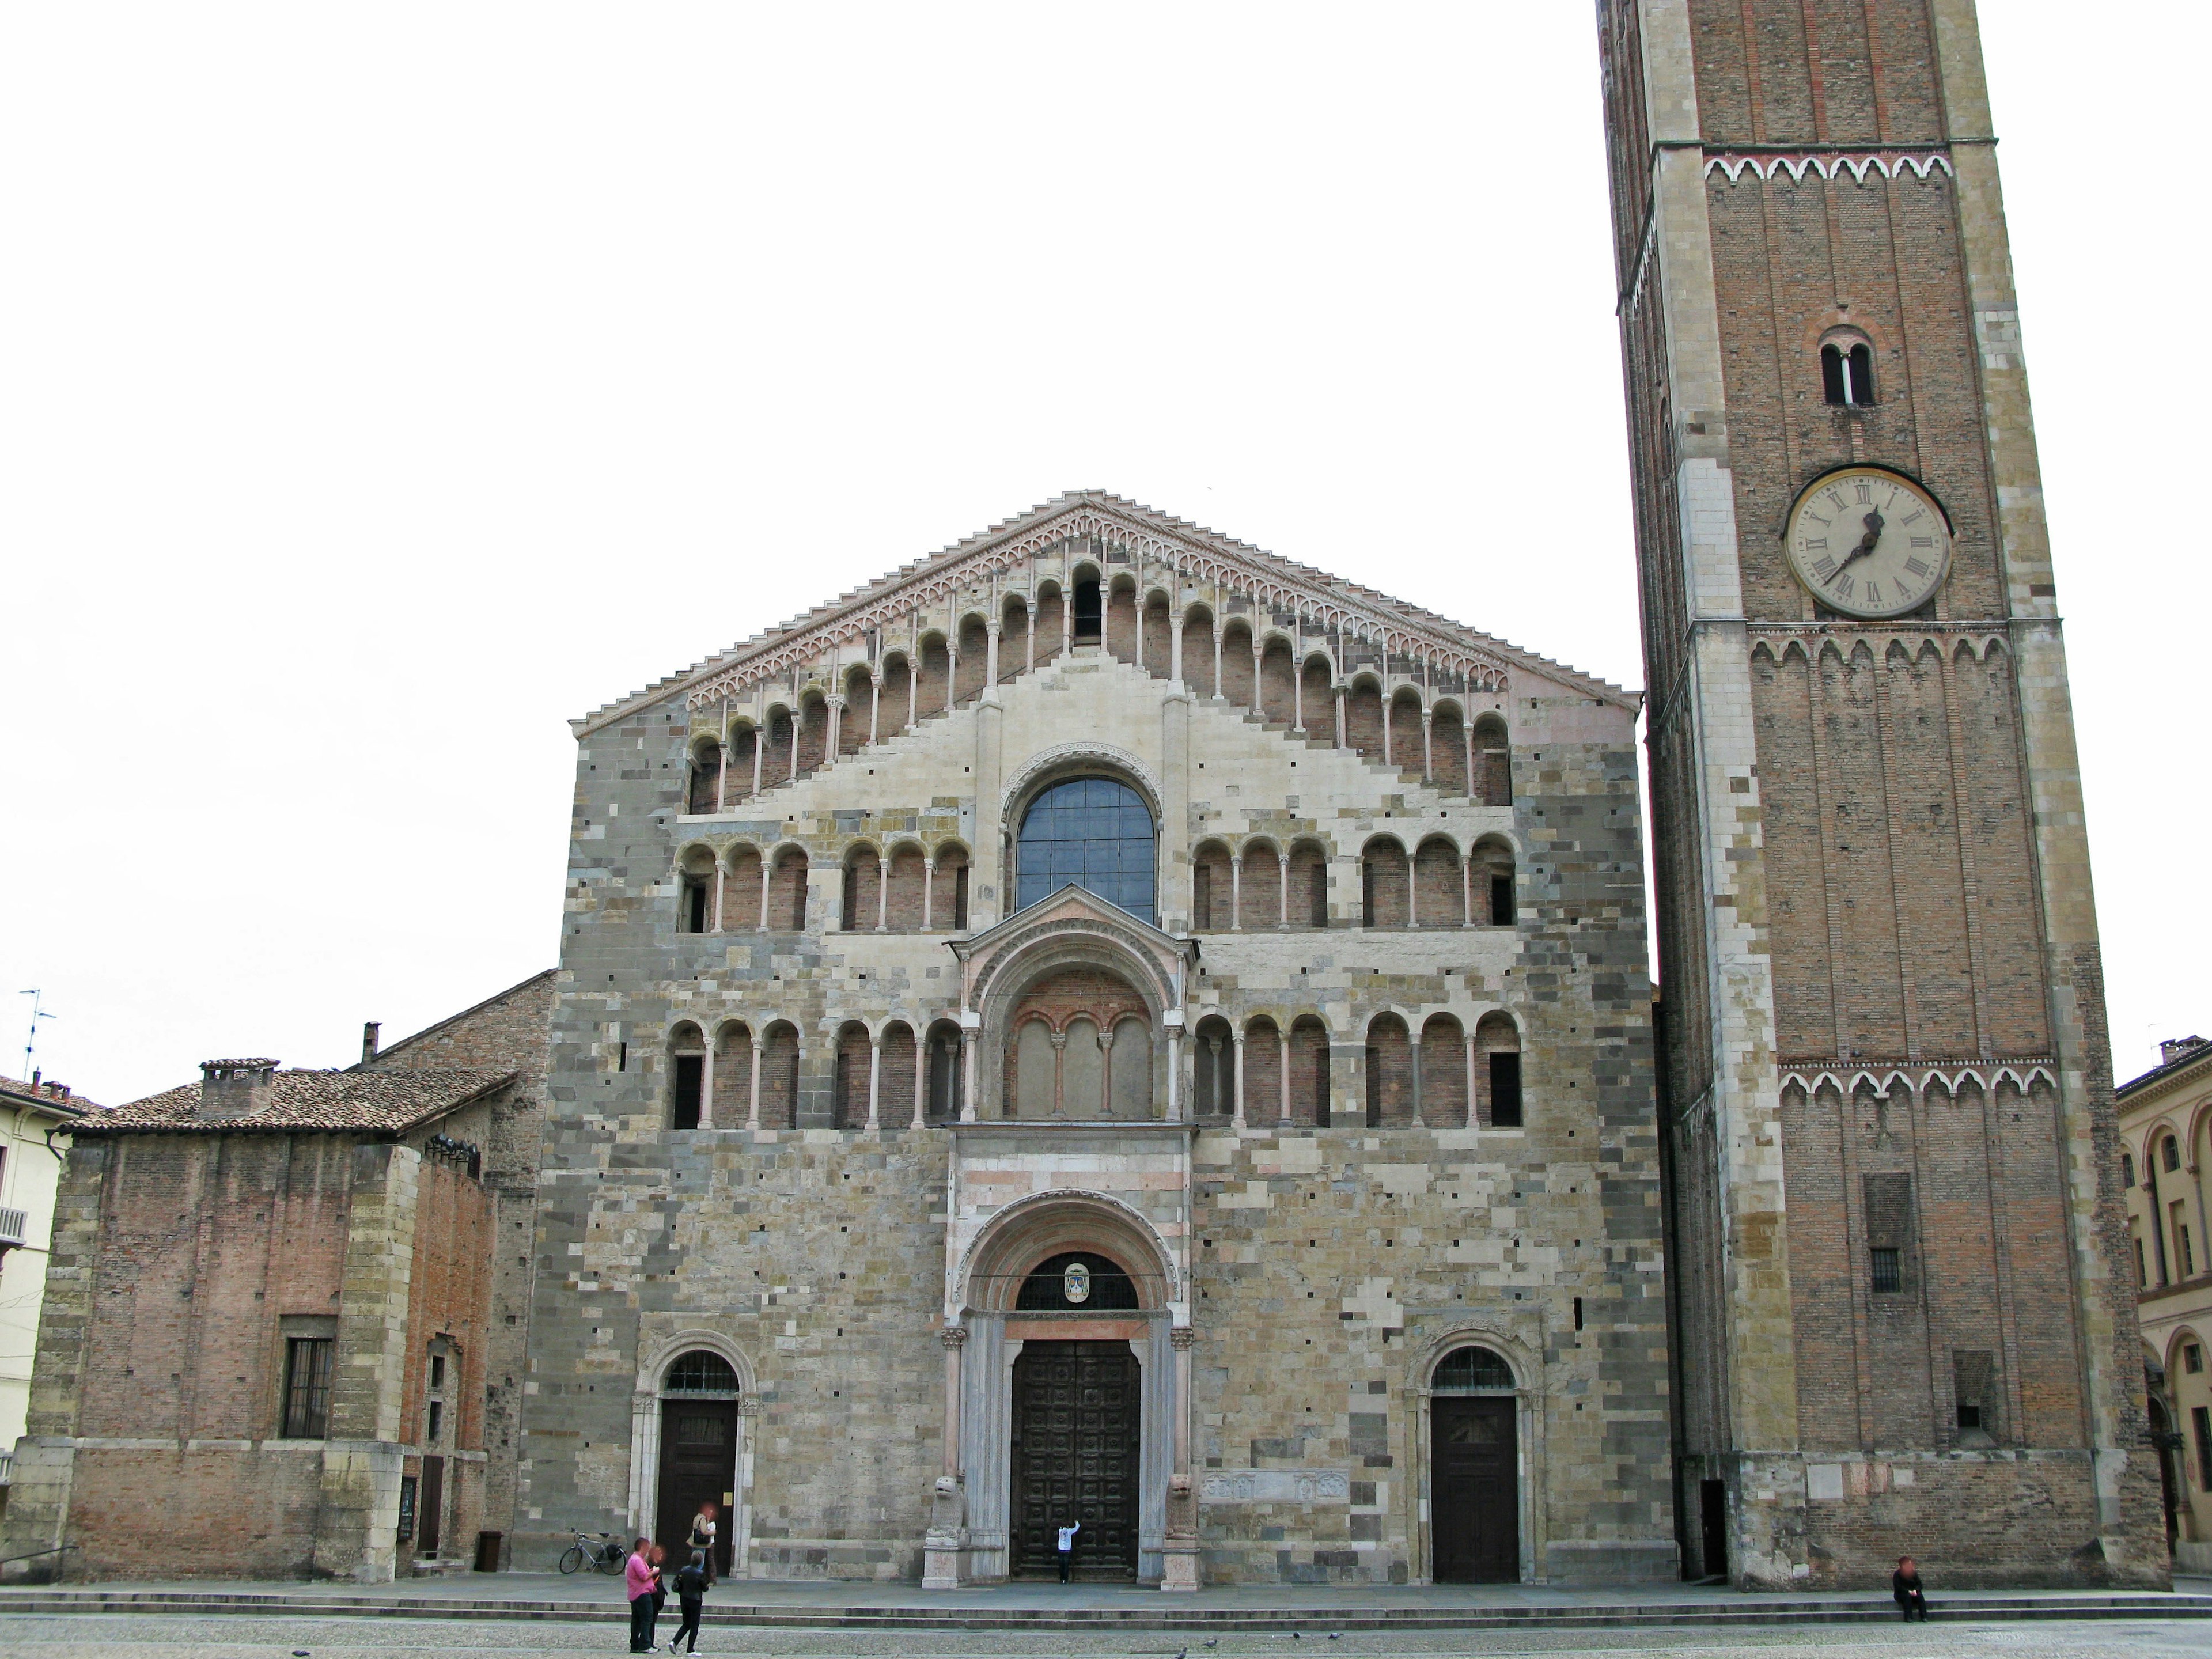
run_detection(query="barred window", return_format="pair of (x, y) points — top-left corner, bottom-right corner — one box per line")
(1863, 1172), (1913, 1296)
(1869, 1247), (1902, 1295)
(1433, 1346), (1515, 1392)
(282, 1336), (334, 1438)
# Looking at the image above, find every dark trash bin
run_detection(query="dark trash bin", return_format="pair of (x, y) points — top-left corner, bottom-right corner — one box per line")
(474, 1531), (502, 1572)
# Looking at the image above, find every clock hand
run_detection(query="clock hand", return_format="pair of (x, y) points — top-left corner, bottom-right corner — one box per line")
(1830, 510), (1885, 581)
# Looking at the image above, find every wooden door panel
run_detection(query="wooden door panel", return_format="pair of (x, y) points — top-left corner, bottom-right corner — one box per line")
(1011, 1340), (1139, 1579)
(657, 1401), (738, 1577)
(1431, 1397), (1517, 1583)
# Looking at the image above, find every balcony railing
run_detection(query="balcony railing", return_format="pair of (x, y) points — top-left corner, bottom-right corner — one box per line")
(0, 1208), (25, 1248)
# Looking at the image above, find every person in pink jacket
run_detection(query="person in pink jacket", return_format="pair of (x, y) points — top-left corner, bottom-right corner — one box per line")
(626, 1538), (658, 1653)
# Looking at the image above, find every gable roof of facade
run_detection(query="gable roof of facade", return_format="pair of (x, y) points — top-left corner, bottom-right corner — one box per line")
(86, 1067), (516, 1136)
(574, 491), (1634, 737)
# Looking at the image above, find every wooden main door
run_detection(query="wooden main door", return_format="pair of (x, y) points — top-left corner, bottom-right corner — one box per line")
(1010, 1340), (1140, 1580)
(1431, 1396), (1517, 1582)
(656, 1400), (738, 1577)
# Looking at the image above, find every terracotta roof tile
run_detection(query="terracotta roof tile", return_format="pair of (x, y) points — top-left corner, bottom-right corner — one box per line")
(0, 1074), (101, 1118)
(86, 1067), (514, 1135)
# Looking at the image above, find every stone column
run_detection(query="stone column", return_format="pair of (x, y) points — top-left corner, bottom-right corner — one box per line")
(1160, 1326), (1199, 1592)
(869, 674), (881, 745)
(1381, 687), (1393, 769)
(877, 854), (889, 932)
(1050, 1031), (1068, 1118)
(1410, 1035), (1425, 1130)
(1210, 621), (1222, 696)
(866, 1033), (882, 1134)
(700, 1037), (715, 1129)
(752, 723), (764, 797)
(1278, 853), (1290, 929)
(757, 859), (772, 933)
(1230, 854), (1243, 932)
(912, 1038), (929, 1130)
(959, 1024), (979, 1123)
(923, 1326), (969, 1590)
(1464, 1033), (1480, 1130)
(1333, 684), (1347, 748)
(1230, 1032), (1245, 1130)
(1461, 852), (1475, 929)
(711, 859), (726, 933)
(984, 617), (1001, 691)
(714, 737), (728, 814)
(825, 694), (844, 765)
(748, 1044), (763, 1131)
(1164, 1014), (1184, 1122)
(1278, 1028), (1293, 1126)
(1169, 594), (1184, 685)
(1420, 707), (1434, 783)
(922, 857), (934, 931)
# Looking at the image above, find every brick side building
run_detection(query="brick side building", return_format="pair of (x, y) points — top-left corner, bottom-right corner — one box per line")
(0, 972), (552, 1582)
(514, 492), (1674, 1587)
(1599, 1), (2161, 1585)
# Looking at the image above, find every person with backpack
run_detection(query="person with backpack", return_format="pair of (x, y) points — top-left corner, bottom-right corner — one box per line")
(668, 1550), (710, 1653)
(687, 1500), (719, 1587)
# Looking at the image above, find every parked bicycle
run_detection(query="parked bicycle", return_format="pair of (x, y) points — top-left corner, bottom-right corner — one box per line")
(558, 1530), (628, 1575)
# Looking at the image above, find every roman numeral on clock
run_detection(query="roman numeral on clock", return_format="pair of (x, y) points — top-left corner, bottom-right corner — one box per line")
(1863, 581), (1882, 606)
(1832, 573), (1855, 599)
(1812, 556), (1838, 578)
(1911, 536), (1934, 549)
(1904, 557), (1931, 578)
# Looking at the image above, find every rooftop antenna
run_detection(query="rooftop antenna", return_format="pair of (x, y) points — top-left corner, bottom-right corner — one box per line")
(20, 990), (55, 1083)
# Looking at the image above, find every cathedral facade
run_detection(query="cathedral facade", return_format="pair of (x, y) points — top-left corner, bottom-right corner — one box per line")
(516, 494), (1673, 1586)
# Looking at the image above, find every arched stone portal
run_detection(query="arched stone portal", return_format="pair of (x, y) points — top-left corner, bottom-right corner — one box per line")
(929, 1191), (1192, 1588)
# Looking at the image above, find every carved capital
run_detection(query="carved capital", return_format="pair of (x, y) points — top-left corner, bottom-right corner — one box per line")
(1170, 1325), (1198, 1351)
(941, 1324), (969, 1351)
(738, 1396), (764, 1417)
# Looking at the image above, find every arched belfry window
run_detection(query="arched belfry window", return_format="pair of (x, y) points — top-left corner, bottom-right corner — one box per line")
(1823, 339), (1875, 407)
(1015, 776), (1156, 922)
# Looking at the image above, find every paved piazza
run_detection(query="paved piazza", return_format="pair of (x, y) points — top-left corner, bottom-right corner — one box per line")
(4, 1617), (2212, 1659)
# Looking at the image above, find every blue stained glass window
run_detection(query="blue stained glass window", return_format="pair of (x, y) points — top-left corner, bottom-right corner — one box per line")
(1015, 777), (1156, 923)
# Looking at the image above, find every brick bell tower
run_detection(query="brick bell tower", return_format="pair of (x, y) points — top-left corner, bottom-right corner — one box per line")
(1597, 4), (2162, 1586)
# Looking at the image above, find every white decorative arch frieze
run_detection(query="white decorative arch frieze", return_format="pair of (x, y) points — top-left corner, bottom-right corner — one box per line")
(1000, 742), (1163, 823)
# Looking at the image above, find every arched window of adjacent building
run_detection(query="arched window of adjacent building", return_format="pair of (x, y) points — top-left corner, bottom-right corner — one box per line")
(1221, 620), (1256, 710)
(1289, 840), (1329, 929)
(678, 847), (717, 934)
(1240, 839), (1282, 930)
(714, 1021), (752, 1126)
(1014, 777), (1155, 923)
(1471, 714), (1511, 806)
(1362, 836), (1409, 929)
(1073, 571), (1103, 643)
(1181, 606), (1217, 698)
(1291, 1015), (1330, 1126)
(1415, 835), (1463, 927)
(1473, 836), (1516, 926)
(759, 1021), (800, 1129)
(2166, 1134), (2183, 1173)
(1193, 1014), (1234, 1120)
(669, 1022), (706, 1130)
(842, 845), (882, 932)
(725, 844), (763, 931)
(2123, 1149), (2137, 1190)
(885, 842), (926, 931)
(688, 740), (722, 815)
(924, 1019), (964, 1123)
(1430, 702), (1468, 795)
(1822, 336), (1876, 407)
(771, 847), (809, 931)
(1475, 1012), (1521, 1127)
(1365, 1013), (1411, 1128)
(1107, 575), (1140, 662)
(832, 1021), (871, 1130)
(725, 724), (759, 805)
(935, 843), (971, 930)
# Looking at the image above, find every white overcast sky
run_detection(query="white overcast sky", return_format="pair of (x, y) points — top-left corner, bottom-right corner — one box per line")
(2, 4), (2201, 1105)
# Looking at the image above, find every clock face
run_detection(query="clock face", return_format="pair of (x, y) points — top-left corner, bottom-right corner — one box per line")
(1784, 467), (1952, 619)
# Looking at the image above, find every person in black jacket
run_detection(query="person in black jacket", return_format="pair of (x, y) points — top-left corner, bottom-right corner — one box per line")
(668, 1550), (709, 1654)
(1892, 1556), (1928, 1622)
